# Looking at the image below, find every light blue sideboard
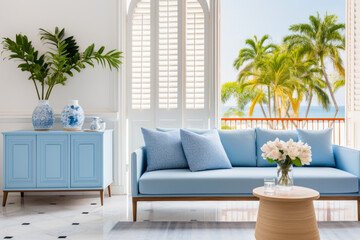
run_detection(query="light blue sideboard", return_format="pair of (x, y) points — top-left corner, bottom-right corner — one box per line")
(2, 130), (113, 206)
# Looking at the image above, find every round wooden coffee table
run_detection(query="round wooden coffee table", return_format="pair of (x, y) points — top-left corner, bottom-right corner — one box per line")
(253, 186), (320, 240)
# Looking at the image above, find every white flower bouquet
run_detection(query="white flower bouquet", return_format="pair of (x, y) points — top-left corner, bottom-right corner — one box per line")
(261, 138), (312, 189)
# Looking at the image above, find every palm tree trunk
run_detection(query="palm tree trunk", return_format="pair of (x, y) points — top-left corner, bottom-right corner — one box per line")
(259, 102), (267, 118)
(321, 59), (338, 118)
(275, 91), (282, 118)
(305, 92), (313, 118)
(285, 103), (291, 117)
(273, 94), (277, 118)
(267, 86), (271, 118)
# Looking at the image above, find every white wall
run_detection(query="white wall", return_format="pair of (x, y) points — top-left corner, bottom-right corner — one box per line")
(0, 0), (126, 194)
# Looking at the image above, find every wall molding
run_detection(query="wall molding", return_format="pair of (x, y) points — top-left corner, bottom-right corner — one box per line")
(0, 112), (119, 123)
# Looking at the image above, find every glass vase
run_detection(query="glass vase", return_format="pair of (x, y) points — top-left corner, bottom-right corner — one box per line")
(277, 164), (294, 191)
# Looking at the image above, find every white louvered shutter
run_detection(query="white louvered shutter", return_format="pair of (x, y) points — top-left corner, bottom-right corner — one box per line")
(131, 0), (151, 110)
(346, 0), (360, 148)
(128, 0), (210, 152)
(185, 0), (205, 109)
(158, 0), (179, 109)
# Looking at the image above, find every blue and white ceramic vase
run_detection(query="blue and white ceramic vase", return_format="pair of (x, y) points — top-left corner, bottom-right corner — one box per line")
(32, 100), (55, 131)
(61, 100), (84, 131)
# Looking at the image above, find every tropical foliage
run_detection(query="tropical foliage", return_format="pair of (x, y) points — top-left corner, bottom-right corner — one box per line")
(222, 12), (344, 118)
(2, 27), (123, 100)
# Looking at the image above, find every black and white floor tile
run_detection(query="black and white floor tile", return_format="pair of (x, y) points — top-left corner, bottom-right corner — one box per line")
(0, 193), (358, 239)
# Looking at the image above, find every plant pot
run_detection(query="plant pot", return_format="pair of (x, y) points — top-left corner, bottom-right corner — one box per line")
(32, 100), (55, 131)
(61, 100), (84, 131)
(277, 164), (294, 191)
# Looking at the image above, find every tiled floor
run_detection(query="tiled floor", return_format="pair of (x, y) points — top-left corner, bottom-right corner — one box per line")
(0, 193), (358, 239)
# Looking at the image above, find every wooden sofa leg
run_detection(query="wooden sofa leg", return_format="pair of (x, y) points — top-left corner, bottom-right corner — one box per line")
(108, 185), (112, 197)
(132, 198), (138, 222)
(21, 192), (24, 198)
(2, 191), (8, 207)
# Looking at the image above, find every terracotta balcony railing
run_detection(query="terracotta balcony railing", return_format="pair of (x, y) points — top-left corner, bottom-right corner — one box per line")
(221, 118), (346, 145)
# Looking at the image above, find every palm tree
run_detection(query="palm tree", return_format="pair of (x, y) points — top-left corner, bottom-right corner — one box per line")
(234, 35), (277, 117)
(330, 72), (345, 93)
(287, 47), (330, 117)
(304, 77), (330, 118)
(284, 12), (345, 117)
(221, 82), (267, 117)
(240, 49), (299, 118)
(333, 79), (345, 92)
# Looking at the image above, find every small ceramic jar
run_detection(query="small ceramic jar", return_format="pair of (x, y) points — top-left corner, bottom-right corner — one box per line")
(90, 117), (101, 131)
(99, 120), (106, 131)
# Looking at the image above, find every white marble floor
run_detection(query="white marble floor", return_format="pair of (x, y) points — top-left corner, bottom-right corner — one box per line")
(0, 193), (358, 239)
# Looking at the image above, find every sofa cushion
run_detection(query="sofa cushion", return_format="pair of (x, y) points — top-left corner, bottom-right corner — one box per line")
(218, 129), (256, 167)
(158, 128), (257, 167)
(180, 129), (232, 172)
(296, 128), (336, 167)
(139, 167), (358, 195)
(141, 128), (188, 171)
(256, 128), (298, 167)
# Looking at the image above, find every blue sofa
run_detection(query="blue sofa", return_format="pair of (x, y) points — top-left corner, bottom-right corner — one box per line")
(131, 129), (360, 221)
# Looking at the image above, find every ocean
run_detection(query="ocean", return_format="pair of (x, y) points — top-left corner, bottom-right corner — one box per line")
(221, 105), (345, 118)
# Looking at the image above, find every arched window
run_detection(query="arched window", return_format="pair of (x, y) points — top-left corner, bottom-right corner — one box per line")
(127, 0), (210, 150)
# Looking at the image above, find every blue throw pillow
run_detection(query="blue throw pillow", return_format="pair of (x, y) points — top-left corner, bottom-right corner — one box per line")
(218, 129), (256, 167)
(256, 128), (298, 167)
(158, 128), (257, 167)
(180, 129), (232, 172)
(157, 128), (210, 134)
(156, 128), (178, 132)
(296, 128), (335, 167)
(141, 128), (188, 171)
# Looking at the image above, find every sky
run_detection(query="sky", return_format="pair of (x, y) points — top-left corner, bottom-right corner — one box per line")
(221, 0), (346, 106)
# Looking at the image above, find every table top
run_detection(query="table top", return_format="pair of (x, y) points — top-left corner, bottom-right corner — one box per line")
(253, 186), (320, 202)
(2, 129), (113, 135)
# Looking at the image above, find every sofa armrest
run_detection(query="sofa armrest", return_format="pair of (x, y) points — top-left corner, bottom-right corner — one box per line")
(131, 146), (147, 197)
(333, 145), (360, 179)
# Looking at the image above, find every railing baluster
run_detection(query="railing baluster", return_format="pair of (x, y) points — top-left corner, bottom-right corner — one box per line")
(333, 122), (335, 143)
(339, 120), (341, 145)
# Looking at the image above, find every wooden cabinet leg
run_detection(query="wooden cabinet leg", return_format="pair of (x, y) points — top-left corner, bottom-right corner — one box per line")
(21, 192), (24, 198)
(100, 190), (104, 206)
(107, 185), (112, 197)
(2, 192), (8, 207)
(132, 198), (137, 221)
(358, 198), (360, 221)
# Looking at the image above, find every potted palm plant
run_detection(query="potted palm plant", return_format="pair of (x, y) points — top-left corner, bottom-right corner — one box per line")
(2, 27), (122, 130)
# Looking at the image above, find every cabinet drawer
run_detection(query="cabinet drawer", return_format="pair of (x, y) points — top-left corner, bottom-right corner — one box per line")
(70, 135), (102, 188)
(4, 136), (36, 189)
(37, 135), (69, 188)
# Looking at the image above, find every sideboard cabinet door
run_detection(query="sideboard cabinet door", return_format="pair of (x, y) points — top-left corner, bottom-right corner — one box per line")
(5, 136), (36, 189)
(70, 135), (102, 188)
(37, 135), (69, 188)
